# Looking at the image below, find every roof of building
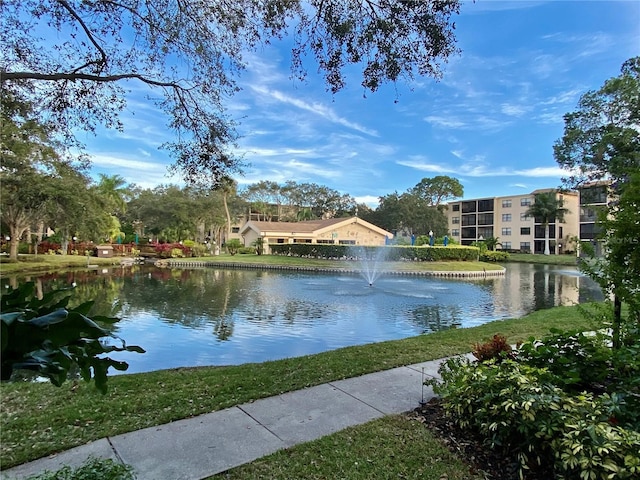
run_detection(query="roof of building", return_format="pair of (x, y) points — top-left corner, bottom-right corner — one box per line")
(240, 217), (393, 238)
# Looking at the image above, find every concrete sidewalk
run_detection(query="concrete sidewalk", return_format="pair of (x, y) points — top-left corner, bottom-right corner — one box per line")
(3, 357), (459, 480)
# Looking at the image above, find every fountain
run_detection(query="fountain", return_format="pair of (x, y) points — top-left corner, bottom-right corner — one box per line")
(348, 246), (389, 286)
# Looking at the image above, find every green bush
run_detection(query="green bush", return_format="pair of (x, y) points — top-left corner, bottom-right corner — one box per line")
(269, 244), (479, 262)
(428, 339), (640, 479)
(480, 250), (509, 262)
(518, 328), (640, 429)
(224, 239), (243, 255)
(517, 329), (613, 391)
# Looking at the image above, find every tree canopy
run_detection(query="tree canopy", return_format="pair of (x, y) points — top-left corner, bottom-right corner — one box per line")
(554, 56), (640, 346)
(1, 0), (461, 185)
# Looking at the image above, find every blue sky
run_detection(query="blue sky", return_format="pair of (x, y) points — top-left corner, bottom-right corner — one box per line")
(85, 0), (640, 207)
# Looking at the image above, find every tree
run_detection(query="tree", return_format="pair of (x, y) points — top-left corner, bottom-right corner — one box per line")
(95, 174), (131, 216)
(2, 0), (461, 185)
(0, 93), (89, 260)
(373, 191), (447, 238)
(554, 57), (640, 346)
(484, 236), (502, 252)
(525, 192), (569, 256)
(410, 176), (464, 207)
(217, 176), (239, 244)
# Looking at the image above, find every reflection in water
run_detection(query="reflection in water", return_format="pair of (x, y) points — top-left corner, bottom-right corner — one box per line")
(2, 263), (602, 373)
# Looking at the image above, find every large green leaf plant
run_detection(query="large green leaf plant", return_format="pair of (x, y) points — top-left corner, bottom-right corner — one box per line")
(1, 282), (144, 393)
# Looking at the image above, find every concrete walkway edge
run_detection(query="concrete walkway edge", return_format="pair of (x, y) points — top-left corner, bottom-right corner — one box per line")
(2, 356), (472, 480)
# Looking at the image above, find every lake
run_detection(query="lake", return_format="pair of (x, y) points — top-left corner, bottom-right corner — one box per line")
(3, 263), (603, 374)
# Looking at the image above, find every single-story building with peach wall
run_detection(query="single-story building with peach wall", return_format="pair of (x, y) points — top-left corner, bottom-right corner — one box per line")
(239, 217), (393, 254)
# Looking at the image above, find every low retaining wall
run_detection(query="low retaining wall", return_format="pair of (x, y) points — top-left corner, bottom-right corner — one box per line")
(164, 261), (506, 278)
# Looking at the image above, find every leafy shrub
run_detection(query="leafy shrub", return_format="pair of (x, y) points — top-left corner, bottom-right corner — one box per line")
(153, 242), (191, 258)
(427, 356), (640, 479)
(472, 334), (514, 362)
(24, 456), (135, 480)
(238, 246), (255, 254)
(225, 239), (243, 255)
(518, 328), (640, 429)
(269, 244), (479, 262)
(517, 329), (614, 391)
(1, 282), (144, 393)
(480, 250), (509, 262)
(551, 394), (640, 480)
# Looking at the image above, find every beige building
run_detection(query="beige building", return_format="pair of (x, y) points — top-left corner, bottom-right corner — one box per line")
(578, 181), (611, 257)
(240, 217), (393, 254)
(446, 189), (579, 254)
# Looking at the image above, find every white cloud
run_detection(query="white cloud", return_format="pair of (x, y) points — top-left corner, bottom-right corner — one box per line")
(397, 158), (456, 174)
(423, 116), (466, 129)
(501, 103), (530, 117)
(250, 86), (378, 136)
(398, 157), (569, 179)
(515, 166), (569, 177)
(355, 195), (381, 208)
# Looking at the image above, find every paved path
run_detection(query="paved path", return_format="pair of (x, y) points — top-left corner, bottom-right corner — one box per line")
(3, 356), (467, 480)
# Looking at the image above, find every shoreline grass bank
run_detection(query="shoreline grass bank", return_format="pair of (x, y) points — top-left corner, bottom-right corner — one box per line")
(0, 303), (600, 470)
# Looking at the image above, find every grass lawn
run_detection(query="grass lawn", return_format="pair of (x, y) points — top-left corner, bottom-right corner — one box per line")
(0, 303), (602, 470)
(211, 414), (483, 480)
(504, 252), (579, 266)
(0, 255), (120, 276)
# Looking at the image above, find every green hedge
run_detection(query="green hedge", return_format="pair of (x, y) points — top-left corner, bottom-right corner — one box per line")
(268, 244), (479, 262)
(480, 251), (510, 262)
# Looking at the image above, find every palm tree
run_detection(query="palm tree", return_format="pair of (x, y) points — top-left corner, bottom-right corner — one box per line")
(296, 207), (314, 221)
(485, 236), (502, 251)
(525, 192), (569, 255)
(95, 174), (131, 214)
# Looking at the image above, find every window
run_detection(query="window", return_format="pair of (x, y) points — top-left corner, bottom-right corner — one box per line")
(502, 241), (512, 249)
(451, 216), (460, 224)
(580, 207), (598, 223)
(536, 225), (555, 238)
(520, 213), (532, 221)
(478, 227), (493, 239)
(502, 214), (512, 222)
(477, 213), (494, 225)
(502, 199), (512, 208)
(451, 229), (460, 237)
(580, 185), (608, 205)
(520, 227), (531, 235)
(477, 199), (494, 212)
(452, 204), (460, 212)
(580, 223), (601, 240)
(462, 214), (476, 226)
(520, 242), (531, 251)
(461, 227), (476, 238)
(521, 198), (532, 207)
(461, 201), (476, 213)
(501, 228), (511, 236)
(231, 227), (240, 233)
(339, 240), (356, 245)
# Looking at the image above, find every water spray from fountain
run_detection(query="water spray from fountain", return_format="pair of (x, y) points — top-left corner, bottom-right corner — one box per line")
(348, 246), (389, 286)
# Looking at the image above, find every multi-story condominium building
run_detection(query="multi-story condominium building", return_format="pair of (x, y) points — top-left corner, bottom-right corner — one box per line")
(446, 189), (579, 254)
(578, 181), (611, 257)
